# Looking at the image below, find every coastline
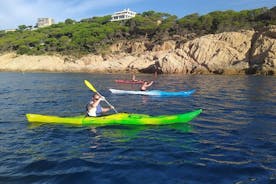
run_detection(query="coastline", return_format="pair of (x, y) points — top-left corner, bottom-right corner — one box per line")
(1, 26), (275, 75)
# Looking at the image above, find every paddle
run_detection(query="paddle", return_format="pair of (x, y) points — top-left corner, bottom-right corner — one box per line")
(84, 80), (118, 113)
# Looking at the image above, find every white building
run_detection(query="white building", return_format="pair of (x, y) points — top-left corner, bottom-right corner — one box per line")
(36, 18), (55, 28)
(4, 29), (16, 33)
(111, 8), (136, 22)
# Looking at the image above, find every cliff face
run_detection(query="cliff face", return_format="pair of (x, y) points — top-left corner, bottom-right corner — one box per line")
(0, 26), (275, 75)
(247, 26), (276, 75)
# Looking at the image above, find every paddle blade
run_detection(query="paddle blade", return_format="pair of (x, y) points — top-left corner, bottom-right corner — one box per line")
(84, 80), (97, 93)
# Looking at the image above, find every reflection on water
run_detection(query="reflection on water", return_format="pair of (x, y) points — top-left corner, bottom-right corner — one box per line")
(90, 124), (192, 143)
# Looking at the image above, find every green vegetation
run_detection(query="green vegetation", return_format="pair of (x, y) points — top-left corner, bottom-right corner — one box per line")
(0, 7), (275, 56)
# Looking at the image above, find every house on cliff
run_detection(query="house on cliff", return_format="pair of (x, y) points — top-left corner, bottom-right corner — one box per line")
(36, 18), (55, 28)
(110, 8), (136, 22)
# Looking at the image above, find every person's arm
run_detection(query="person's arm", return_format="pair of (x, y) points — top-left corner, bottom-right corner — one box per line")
(101, 104), (114, 113)
(145, 81), (154, 87)
(99, 97), (114, 113)
(101, 107), (112, 113)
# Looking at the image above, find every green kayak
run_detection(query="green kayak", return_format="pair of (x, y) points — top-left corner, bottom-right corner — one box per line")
(26, 109), (202, 126)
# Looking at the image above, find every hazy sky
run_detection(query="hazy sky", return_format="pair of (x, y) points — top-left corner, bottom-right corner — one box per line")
(0, 0), (275, 30)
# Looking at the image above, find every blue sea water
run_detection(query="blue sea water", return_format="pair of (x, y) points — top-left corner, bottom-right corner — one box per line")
(0, 72), (275, 184)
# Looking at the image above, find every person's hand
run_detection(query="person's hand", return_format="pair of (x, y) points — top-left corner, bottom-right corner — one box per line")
(100, 96), (105, 101)
(110, 105), (115, 109)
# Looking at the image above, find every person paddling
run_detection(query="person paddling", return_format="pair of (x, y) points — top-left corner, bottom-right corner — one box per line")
(140, 81), (154, 91)
(86, 93), (114, 117)
(132, 73), (138, 82)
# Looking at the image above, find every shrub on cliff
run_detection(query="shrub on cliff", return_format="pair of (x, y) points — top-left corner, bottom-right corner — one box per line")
(0, 7), (275, 56)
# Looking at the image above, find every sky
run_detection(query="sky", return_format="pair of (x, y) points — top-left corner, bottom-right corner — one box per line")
(0, 0), (275, 30)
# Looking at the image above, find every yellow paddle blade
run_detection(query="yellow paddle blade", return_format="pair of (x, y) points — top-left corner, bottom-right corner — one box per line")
(84, 80), (97, 93)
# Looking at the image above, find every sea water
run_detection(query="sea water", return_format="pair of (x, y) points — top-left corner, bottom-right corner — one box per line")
(0, 72), (275, 183)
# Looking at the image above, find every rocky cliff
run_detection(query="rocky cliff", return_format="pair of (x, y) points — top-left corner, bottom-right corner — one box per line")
(0, 26), (275, 75)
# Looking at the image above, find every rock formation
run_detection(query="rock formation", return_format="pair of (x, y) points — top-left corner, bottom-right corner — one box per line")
(0, 26), (275, 75)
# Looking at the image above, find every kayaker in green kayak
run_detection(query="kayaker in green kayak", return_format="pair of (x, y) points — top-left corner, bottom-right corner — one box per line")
(86, 94), (114, 117)
(140, 81), (154, 91)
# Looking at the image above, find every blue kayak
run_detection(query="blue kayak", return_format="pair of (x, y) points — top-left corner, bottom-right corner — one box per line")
(109, 89), (195, 97)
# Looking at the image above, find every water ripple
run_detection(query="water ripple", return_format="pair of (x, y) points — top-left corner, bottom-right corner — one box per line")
(0, 73), (275, 183)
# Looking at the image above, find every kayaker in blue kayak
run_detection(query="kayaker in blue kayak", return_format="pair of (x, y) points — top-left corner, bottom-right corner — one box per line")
(86, 94), (113, 117)
(140, 81), (154, 91)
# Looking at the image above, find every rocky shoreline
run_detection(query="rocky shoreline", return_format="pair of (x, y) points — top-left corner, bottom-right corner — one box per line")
(0, 26), (275, 75)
